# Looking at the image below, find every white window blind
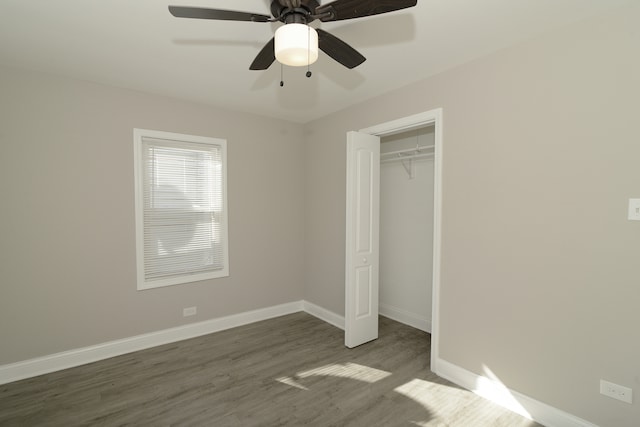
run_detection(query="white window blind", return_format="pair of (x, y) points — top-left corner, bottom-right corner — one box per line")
(134, 129), (228, 290)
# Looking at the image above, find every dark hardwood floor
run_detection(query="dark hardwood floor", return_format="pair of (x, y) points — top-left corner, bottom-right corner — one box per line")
(0, 313), (541, 426)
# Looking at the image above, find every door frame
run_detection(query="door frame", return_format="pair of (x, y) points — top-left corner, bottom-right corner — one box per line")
(350, 108), (443, 370)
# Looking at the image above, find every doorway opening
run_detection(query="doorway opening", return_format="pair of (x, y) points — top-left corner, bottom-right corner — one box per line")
(344, 109), (443, 369)
(379, 126), (435, 333)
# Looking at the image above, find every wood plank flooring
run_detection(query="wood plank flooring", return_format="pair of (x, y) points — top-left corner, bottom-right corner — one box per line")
(0, 313), (541, 426)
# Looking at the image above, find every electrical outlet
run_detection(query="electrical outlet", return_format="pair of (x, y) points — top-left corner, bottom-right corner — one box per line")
(183, 306), (197, 317)
(600, 380), (633, 404)
(628, 199), (640, 220)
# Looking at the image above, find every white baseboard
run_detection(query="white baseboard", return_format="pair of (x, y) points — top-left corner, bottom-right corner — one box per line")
(0, 301), (304, 385)
(433, 358), (599, 427)
(379, 303), (431, 333)
(303, 301), (345, 330)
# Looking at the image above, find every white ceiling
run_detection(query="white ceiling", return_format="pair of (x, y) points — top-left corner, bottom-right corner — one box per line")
(0, 0), (631, 123)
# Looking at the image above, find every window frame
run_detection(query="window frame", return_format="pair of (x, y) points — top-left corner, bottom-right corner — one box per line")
(133, 128), (229, 290)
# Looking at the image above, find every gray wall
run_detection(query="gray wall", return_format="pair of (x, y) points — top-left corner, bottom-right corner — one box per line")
(0, 67), (306, 365)
(304, 4), (639, 427)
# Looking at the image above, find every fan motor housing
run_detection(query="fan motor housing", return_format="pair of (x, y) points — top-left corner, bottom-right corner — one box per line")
(271, 0), (320, 23)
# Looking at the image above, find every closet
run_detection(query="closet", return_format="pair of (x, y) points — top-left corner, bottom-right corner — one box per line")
(379, 126), (435, 333)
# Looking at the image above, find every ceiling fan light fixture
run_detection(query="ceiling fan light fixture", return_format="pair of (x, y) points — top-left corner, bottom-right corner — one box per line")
(275, 24), (318, 67)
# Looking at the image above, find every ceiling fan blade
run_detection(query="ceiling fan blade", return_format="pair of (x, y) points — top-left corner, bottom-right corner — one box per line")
(315, 0), (417, 22)
(250, 38), (276, 70)
(168, 6), (271, 22)
(317, 29), (366, 69)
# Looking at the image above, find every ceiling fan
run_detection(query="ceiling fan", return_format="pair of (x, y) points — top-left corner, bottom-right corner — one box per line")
(168, 0), (417, 71)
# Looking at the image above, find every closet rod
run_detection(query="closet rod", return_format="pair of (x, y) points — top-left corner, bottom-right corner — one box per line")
(380, 144), (434, 158)
(380, 152), (434, 164)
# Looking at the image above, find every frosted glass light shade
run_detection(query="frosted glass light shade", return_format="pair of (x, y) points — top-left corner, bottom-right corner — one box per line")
(275, 24), (318, 67)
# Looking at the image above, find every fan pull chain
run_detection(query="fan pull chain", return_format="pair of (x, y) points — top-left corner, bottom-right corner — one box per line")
(306, 26), (312, 78)
(280, 63), (284, 87)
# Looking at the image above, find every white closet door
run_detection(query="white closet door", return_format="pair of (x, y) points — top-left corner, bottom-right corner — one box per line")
(345, 131), (380, 348)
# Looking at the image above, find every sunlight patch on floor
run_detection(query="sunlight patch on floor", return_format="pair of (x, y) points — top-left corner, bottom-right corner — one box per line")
(298, 362), (392, 383)
(275, 376), (309, 390)
(276, 362), (392, 390)
(394, 378), (510, 426)
(393, 378), (462, 424)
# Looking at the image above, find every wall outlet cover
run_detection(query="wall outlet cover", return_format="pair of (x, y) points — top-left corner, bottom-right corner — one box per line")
(183, 307), (197, 317)
(600, 379), (633, 404)
(628, 199), (640, 221)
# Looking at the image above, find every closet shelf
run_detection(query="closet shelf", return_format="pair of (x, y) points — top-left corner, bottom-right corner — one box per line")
(380, 144), (434, 164)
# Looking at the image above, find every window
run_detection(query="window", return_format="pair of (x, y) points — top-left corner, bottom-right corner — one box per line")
(134, 129), (229, 290)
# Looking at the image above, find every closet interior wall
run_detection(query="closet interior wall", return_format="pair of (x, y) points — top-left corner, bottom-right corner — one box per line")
(379, 126), (435, 332)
